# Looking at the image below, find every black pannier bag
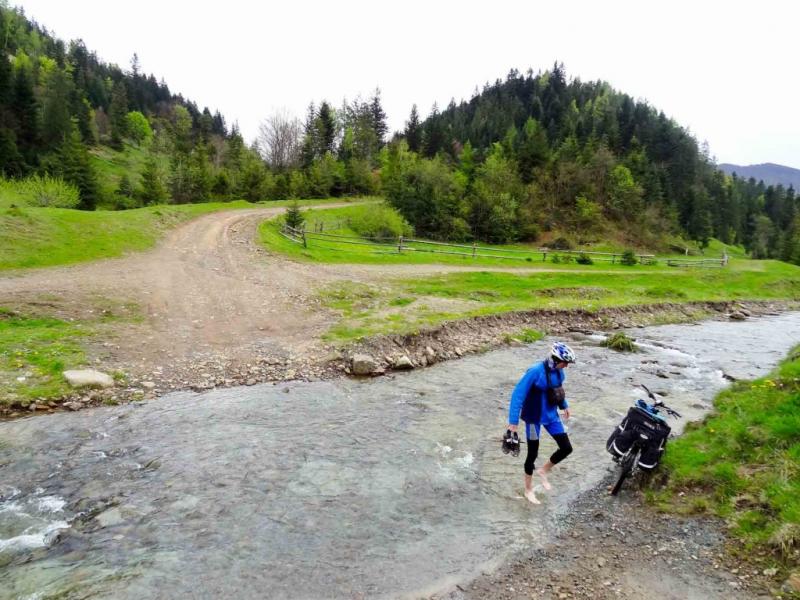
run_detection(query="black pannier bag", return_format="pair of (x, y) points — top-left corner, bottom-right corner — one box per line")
(606, 406), (671, 470)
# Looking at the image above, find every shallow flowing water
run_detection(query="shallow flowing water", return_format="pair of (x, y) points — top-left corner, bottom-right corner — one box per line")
(1, 313), (799, 599)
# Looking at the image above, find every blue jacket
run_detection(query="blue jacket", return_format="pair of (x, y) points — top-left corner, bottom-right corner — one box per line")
(508, 359), (568, 426)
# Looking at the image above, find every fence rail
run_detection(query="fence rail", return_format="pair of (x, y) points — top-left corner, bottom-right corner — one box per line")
(280, 225), (721, 267)
(667, 258), (727, 268)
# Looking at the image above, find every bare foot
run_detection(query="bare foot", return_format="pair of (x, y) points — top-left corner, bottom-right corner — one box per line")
(524, 489), (541, 505)
(537, 468), (552, 491)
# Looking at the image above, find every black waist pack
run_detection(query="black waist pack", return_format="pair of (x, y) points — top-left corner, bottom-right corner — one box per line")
(544, 361), (565, 407)
(547, 385), (565, 407)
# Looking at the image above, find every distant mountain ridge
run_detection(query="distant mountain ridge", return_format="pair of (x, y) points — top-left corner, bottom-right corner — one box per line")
(718, 163), (800, 189)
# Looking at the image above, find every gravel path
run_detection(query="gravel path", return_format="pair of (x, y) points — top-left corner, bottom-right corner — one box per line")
(432, 476), (775, 600)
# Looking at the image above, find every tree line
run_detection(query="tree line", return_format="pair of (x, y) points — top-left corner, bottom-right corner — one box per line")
(0, 5), (797, 264)
(384, 64), (798, 262)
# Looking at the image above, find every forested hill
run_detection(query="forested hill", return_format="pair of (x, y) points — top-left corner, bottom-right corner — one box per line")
(0, 5), (246, 209)
(386, 65), (798, 263)
(718, 163), (800, 190)
(1, 4), (798, 265)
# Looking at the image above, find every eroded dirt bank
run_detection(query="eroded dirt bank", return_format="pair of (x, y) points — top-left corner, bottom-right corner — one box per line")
(2, 298), (794, 418)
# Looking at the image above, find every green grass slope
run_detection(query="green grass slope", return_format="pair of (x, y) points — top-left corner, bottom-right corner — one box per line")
(0, 198), (357, 271)
(650, 346), (800, 570)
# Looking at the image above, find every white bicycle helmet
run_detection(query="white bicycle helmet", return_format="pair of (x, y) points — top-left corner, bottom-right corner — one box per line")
(551, 341), (576, 364)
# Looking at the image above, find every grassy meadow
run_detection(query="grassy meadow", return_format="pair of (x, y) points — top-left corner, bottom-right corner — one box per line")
(0, 307), (90, 406)
(259, 203), (748, 267)
(649, 346), (800, 570)
(257, 204), (800, 342)
(317, 262), (800, 342)
(0, 198), (362, 271)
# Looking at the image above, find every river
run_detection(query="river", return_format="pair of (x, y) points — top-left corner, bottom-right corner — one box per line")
(1, 313), (799, 599)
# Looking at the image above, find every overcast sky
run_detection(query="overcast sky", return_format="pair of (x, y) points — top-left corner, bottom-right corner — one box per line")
(14, 0), (800, 168)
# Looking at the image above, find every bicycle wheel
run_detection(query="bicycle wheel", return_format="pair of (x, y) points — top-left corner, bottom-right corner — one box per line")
(611, 447), (639, 496)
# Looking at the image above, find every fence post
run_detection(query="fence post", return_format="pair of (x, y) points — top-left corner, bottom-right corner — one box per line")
(398, 235), (403, 254)
(612, 254), (616, 264)
(542, 251), (547, 262)
(302, 226), (307, 248)
(472, 241), (476, 258)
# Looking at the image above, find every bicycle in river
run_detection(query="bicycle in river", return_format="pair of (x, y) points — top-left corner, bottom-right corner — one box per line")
(606, 384), (682, 496)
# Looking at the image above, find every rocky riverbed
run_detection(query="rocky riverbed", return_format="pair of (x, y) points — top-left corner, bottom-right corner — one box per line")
(433, 475), (799, 600)
(2, 299), (793, 420)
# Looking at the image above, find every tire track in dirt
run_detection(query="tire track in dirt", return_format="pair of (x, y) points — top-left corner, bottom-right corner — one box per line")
(0, 203), (682, 390)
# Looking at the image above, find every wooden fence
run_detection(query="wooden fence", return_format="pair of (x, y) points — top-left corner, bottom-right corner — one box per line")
(280, 225), (664, 265)
(666, 258), (728, 268)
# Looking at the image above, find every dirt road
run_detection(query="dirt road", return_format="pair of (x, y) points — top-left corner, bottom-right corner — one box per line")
(0, 204), (564, 391)
(2, 206), (342, 384)
(0, 204), (734, 396)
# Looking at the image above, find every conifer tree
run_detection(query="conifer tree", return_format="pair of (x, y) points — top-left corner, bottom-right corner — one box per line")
(422, 103), (445, 158)
(109, 81), (129, 148)
(224, 123), (244, 171)
(404, 104), (422, 153)
(370, 88), (388, 145)
(57, 121), (100, 210)
(41, 68), (73, 150)
(0, 29), (12, 110)
(11, 65), (38, 167)
(0, 127), (24, 176)
(284, 200), (305, 230)
(187, 144), (213, 201)
(116, 173), (134, 197)
(300, 102), (316, 168)
(139, 154), (168, 204)
(316, 102), (336, 156)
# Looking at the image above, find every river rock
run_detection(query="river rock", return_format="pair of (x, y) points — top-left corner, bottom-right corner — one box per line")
(785, 572), (800, 593)
(63, 369), (114, 389)
(394, 355), (414, 370)
(729, 311), (747, 321)
(351, 354), (378, 375)
(95, 507), (125, 528)
(425, 346), (436, 361)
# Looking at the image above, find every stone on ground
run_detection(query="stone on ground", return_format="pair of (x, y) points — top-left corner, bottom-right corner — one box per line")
(63, 369), (115, 389)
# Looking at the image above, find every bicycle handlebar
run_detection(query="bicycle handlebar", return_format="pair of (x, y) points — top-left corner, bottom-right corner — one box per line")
(639, 383), (681, 418)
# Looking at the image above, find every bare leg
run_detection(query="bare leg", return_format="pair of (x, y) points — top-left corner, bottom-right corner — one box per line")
(536, 461), (553, 490)
(537, 433), (573, 490)
(524, 473), (540, 504)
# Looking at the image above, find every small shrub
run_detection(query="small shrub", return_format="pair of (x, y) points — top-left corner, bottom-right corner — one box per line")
(348, 204), (413, 239)
(552, 254), (572, 264)
(16, 175), (81, 208)
(550, 236), (573, 250)
(518, 328), (544, 343)
(518, 222), (540, 242)
(284, 201), (305, 230)
(602, 332), (637, 352)
(5, 205), (26, 218)
(620, 249), (638, 266)
(576, 253), (594, 265)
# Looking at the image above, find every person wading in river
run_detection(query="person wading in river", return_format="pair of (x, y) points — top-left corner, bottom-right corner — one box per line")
(507, 342), (576, 504)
